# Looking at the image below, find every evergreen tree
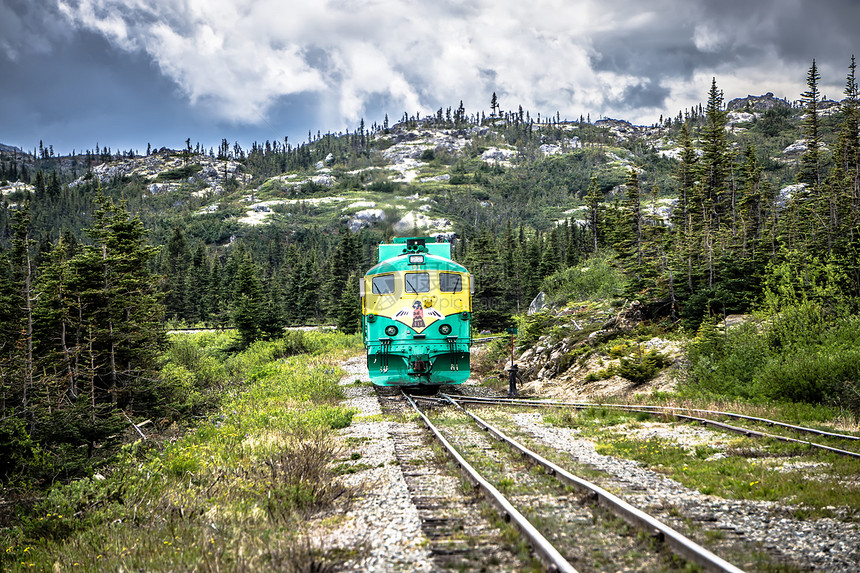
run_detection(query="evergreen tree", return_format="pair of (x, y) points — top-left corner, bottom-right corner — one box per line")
(32, 237), (78, 407)
(259, 273), (285, 340)
(798, 59), (824, 189)
(3, 203), (36, 428)
(336, 274), (361, 334)
(700, 78), (732, 232)
(188, 243), (209, 323)
(500, 222), (525, 313)
(625, 169), (644, 266)
(467, 228), (511, 331)
(322, 231), (351, 320)
(832, 56), (860, 246)
(584, 177), (603, 252)
(281, 245), (301, 324)
(295, 255), (321, 324)
(163, 227), (191, 321)
(70, 193), (165, 409)
(232, 254), (264, 346)
(538, 227), (561, 279)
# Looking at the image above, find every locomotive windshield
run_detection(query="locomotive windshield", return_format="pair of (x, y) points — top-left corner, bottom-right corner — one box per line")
(404, 272), (430, 293)
(439, 272), (463, 292)
(372, 274), (396, 294)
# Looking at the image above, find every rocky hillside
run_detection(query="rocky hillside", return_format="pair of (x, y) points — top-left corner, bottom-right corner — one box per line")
(1, 91), (826, 240)
(481, 299), (684, 401)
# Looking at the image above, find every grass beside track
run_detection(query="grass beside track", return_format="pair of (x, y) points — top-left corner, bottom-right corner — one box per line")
(2, 330), (362, 572)
(541, 406), (860, 519)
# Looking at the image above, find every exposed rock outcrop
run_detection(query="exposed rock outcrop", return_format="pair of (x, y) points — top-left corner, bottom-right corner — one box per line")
(69, 151), (250, 194)
(498, 301), (683, 400)
(727, 92), (791, 112)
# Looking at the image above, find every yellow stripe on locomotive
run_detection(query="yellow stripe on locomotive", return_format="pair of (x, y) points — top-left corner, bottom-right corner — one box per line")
(360, 237), (472, 386)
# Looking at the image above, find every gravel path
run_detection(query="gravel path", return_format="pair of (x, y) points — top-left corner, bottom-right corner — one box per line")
(510, 411), (860, 572)
(313, 356), (435, 572)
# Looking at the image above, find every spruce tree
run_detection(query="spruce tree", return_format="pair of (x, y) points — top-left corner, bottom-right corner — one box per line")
(32, 237), (78, 405)
(336, 274), (361, 334)
(466, 228), (511, 331)
(259, 274), (285, 340)
(232, 254), (264, 347)
(296, 255), (320, 324)
(584, 177), (603, 252)
(71, 193), (165, 409)
(833, 56), (860, 243)
(322, 231), (351, 320)
(700, 78), (731, 232)
(798, 59), (824, 189)
(2, 203), (35, 428)
(163, 227), (191, 322)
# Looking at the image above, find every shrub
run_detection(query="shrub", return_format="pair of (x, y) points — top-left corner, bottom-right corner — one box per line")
(516, 311), (556, 347)
(155, 163), (202, 182)
(616, 350), (668, 384)
(584, 368), (614, 383)
(608, 343), (630, 358)
(540, 250), (625, 304)
(684, 304), (860, 417)
(0, 418), (39, 483)
(367, 180), (400, 193)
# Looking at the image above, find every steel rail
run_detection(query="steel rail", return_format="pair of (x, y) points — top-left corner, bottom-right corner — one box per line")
(589, 403), (860, 442)
(401, 391), (579, 573)
(444, 395), (860, 441)
(440, 394), (746, 573)
(440, 395), (860, 459)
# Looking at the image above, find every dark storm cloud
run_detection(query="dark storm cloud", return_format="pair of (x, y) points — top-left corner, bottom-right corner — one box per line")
(0, 0), (70, 61)
(609, 80), (672, 112)
(589, 0), (859, 100)
(698, 0), (860, 66)
(0, 22), (190, 152)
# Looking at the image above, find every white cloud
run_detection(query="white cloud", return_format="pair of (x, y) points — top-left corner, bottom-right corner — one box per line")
(693, 24), (726, 53)
(54, 0), (843, 130)
(54, 0), (632, 127)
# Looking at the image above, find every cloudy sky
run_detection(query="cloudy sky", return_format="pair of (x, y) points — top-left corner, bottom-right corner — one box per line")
(1, 0), (857, 155)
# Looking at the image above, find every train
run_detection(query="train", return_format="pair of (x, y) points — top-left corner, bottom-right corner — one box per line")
(360, 237), (472, 386)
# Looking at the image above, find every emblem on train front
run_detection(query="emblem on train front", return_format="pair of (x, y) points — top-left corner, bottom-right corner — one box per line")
(393, 300), (444, 332)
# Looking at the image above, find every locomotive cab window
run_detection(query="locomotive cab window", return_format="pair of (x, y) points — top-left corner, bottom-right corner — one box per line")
(372, 274), (396, 294)
(404, 272), (430, 293)
(439, 272), (463, 292)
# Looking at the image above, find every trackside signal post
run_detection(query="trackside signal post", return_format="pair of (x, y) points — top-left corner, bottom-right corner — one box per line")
(507, 327), (518, 397)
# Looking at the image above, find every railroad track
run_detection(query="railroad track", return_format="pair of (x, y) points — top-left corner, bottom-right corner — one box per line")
(436, 394), (860, 460)
(395, 388), (746, 573)
(375, 387), (527, 571)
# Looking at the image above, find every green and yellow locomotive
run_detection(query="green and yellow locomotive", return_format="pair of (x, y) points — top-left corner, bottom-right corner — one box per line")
(360, 237), (472, 386)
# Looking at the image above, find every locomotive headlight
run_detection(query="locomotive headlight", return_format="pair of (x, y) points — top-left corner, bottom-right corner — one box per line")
(385, 325), (399, 336)
(438, 323), (452, 335)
